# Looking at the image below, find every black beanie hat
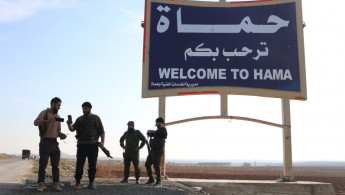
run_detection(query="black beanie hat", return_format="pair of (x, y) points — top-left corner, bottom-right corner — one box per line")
(82, 102), (92, 108)
(155, 117), (164, 124)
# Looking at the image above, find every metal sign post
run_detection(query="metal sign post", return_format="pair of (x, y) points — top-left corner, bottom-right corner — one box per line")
(281, 97), (295, 181)
(158, 95), (296, 181)
(220, 94), (228, 117)
(159, 96), (166, 177)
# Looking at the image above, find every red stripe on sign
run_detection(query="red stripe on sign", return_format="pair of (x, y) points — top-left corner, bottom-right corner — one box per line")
(178, 91), (219, 95)
(295, 96), (305, 100)
(230, 0), (274, 4)
(142, 0), (147, 64)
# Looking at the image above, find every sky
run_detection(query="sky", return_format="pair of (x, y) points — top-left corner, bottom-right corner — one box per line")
(0, 0), (345, 163)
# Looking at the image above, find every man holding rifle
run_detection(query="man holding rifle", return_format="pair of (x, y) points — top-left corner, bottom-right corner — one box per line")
(145, 117), (167, 186)
(67, 102), (105, 190)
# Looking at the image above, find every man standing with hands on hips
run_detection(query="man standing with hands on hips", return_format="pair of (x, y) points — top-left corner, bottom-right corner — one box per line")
(34, 97), (67, 192)
(67, 102), (105, 190)
(120, 121), (147, 184)
(145, 117), (167, 186)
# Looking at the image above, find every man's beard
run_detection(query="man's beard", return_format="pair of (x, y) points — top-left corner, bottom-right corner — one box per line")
(128, 128), (134, 131)
(156, 124), (161, 128)
(53, 108), (58, 114)
(83, 111), (90, 116)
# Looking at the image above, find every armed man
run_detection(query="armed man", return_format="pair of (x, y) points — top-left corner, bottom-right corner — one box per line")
(67, 102), (105, 190)
(120, 121), (147, 184)
(145, 117), (168, 186)
(34, 97), (67, 192)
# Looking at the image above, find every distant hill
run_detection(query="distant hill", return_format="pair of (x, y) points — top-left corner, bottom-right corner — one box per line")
(165, 159), (345, 167)
(0, 153), (17, 159)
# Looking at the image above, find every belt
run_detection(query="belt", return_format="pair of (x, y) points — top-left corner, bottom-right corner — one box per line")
(77, 140), (98, 144)
(41, 138), (57, 142)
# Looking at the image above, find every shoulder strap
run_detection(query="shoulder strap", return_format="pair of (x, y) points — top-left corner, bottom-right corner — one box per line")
(39, 109), (49, 137)
(44, 109), (49, 120)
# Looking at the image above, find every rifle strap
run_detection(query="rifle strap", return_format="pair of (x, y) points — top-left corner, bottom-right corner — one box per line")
(39, 109), (49, 137)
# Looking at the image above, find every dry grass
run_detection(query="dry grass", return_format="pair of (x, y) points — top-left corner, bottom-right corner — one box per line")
(33, 159), (128, 178)
(95, 161), (149, 178)
(0, 153), (16, 159)
(33, 159), (87, 177)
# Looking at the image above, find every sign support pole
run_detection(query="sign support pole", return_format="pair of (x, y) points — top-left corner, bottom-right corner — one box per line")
(158, 96), (166, 177)
(220, 94), (228, 117)
(159, 96), (166, 120)
(281, 97), (295, 181)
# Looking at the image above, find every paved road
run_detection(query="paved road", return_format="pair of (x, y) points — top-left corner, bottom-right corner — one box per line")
(0, 158), (33, 183)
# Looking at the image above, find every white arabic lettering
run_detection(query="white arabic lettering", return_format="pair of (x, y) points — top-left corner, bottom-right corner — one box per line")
(185, 42), (269, 61)
(177, 8), (289, 34)
(184, 43), (219, 61)
(253, 42), (269, 60)
(223, 47), (253, 57)
(157, 15), (170, 33)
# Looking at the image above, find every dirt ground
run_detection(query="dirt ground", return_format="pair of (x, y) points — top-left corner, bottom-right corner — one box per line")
(31, 159), (345, 195)
(0, 158), (33, 183)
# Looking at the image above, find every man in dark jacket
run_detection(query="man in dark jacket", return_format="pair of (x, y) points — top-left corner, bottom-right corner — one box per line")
(67, 102), (105, 190)
(120, 121), (147, 184)
(145, 117), (167, 186)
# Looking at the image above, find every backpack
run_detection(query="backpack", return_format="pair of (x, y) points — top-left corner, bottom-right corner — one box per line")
(38, 109), (49, 137)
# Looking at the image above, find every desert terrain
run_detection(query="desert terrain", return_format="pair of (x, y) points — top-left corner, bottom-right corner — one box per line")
(1, 153), (344, 194)
(48, 159), (345, 194)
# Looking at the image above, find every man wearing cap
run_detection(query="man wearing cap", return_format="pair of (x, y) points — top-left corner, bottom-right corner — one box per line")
(120, 121), (147, 184)
(34, 97), (67, 192)
(145, 117), (168, 186)
(67, 102), (105, 189)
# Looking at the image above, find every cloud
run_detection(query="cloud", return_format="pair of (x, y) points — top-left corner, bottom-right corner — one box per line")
(0, 0), (77, 23)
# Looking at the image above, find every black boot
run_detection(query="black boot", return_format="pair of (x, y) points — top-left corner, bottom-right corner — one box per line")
(145, 177), (155, 184)
(121, 178), (128, 183)
(154, 179), (162, 186)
